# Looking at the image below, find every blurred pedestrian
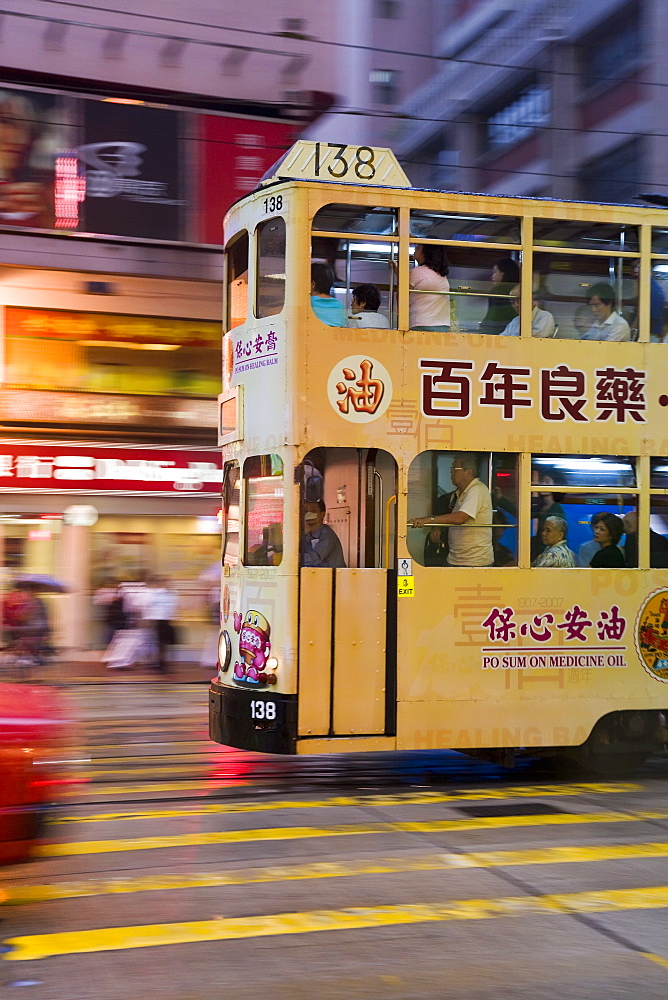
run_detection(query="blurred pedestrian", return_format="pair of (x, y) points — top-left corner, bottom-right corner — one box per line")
(144, 576), (178, 674)
(93, 580), (127, 646)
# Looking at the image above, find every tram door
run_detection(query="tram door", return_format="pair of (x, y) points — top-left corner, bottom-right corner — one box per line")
(298, 448), (397, 738)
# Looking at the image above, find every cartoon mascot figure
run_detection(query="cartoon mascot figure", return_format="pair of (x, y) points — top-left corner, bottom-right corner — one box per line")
(233, 610), (275, 686)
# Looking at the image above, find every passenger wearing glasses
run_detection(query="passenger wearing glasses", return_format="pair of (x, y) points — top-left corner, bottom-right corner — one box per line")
(410, 453), (493, 567)
(499, 285), (556, 338)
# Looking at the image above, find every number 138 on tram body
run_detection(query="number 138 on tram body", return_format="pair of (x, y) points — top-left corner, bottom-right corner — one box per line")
(210, 140), (668, 773)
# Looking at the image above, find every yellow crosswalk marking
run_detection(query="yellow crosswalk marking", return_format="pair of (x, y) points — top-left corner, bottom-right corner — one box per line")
(62, 781), (229, 796)
(6, 886), (668, 961)
(6, 841), (668, 905)
(52, 781), (642, 822)
(36, 810), (668, 858)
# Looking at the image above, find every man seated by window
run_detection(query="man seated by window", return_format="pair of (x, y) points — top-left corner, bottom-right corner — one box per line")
(302, 500), (346, 567)
(531, 516), (575, 568)
(582, 283), (630, 341)
(310, 262), (347, 327)
(347, 283), (390, 329)
(499, 285), (556, 338)
(410, 454), (493, 567)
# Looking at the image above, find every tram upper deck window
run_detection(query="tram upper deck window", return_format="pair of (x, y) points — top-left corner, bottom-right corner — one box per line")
(409, 210), (520, 245)
(243, 454), (284, 567)
(533, 251), (636, 340)
(312, 203), (397, 235)
(255, 217), (286, 319)
(225, 231), (249, 331)
(408, 246), (520, 334)
(648, 246), (668, 341)
(222, 462), (240, 568)
(533, 219), (639, 253)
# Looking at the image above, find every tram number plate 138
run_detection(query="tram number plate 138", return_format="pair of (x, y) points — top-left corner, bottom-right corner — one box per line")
(250, 700), (277, 721)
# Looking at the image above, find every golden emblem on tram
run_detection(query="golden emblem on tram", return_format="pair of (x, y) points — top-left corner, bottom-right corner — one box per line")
(636, 589), (668, 682)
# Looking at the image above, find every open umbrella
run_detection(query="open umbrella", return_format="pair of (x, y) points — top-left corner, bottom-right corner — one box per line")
(15, 574), (71, 593)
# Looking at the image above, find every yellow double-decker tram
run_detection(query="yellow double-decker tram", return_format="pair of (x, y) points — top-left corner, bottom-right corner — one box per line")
(210, 139), (668, 771)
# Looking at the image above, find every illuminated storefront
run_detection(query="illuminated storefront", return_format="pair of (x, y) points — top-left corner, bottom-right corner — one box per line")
(0, 442), (223, 652)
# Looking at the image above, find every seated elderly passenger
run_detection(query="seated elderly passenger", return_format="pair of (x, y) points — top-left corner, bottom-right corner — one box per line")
(531, 516), (575, 568)
(582, 283), (630, 342)
(499, 285), (556, 338)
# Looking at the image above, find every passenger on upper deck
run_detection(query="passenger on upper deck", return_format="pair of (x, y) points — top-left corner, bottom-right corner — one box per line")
(499, 285), (556, 338)
(391, 244), (450, 331)
(310, 262), (347, 327)
(479, 258), (520, 335)
(410, 454), (493, 567)
(347, 283), (390, 329)
(582, 283), (630, 342)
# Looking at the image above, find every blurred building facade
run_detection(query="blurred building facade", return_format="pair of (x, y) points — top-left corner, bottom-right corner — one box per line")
(371, 0), (668, 203)
(305, 0), (667, 206)
(0, 1), (338, 652)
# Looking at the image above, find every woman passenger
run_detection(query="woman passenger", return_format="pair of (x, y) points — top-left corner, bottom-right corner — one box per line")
(480, 257), (520, 335)
(589, 512), (625, 568)
(402, 244), (451, 331)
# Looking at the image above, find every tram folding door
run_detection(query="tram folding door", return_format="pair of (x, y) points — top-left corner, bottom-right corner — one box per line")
(298, 449), (397, 738)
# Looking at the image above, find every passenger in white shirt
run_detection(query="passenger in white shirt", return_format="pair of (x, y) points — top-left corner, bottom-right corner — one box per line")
(346, 283), (390, 329)
(499, 284), (556, 338)
(410, 453), (493, 567)
(582, 283), (631, 341)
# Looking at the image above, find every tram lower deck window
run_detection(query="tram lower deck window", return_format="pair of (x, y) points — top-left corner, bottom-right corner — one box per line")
(408, 451), (518, 567)
(243, 454), (284, 566)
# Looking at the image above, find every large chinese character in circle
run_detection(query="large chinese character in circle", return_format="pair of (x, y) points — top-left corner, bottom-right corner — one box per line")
(327, 355), (393, 423)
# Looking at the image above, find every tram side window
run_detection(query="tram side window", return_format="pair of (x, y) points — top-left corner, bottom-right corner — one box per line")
(647, 459), (668, 567)
(649, 227), (668, 341)
(311, 204), (398, 329)
(533, 220), (638, 340)
(222, 462), (240, 568)
(407, 451), (518, 567)
(225, 231), (249, 332)
(243, 455), (284, 566)
(409, 210), (521, 335)
(256, 217), (286, 319)
(530, 455), (637, 568)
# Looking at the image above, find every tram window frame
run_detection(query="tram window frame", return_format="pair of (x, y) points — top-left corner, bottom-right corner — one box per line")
(312, 203), (398, 236)
(225, 230), (249, 332)
(530, 455), (638, 569)
(409, 209), (521, 245)
(407, 451), (519, 568)
(532, 250), (637, 341)
(648, 458), (668, 568)
(310, 236), (398, 329)
(242, 454), (284, 567)
(255, 216), (286, 320)
(222, 462), (240, 568)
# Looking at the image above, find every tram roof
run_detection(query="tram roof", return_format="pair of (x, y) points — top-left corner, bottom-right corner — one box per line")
(228, 139), (668, 218)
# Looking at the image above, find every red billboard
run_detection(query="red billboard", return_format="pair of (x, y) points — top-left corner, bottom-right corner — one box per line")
(197, 116), (296, 245)
(0, 444), (222, 494)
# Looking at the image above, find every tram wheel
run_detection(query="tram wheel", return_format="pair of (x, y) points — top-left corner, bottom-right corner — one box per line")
(552, 709), (664, 776)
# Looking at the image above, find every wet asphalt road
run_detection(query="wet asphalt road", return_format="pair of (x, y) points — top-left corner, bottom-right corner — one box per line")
(2, 682), (668, 1000)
